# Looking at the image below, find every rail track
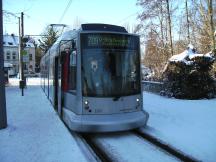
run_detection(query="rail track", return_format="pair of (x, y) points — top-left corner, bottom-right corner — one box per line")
(133, 130), (200, 162)
(70, 130), (201, 162)
(81, 133), (113, 162)
(62, 114), (200, 162)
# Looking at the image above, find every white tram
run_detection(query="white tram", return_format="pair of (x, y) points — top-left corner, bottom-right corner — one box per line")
(40, 24), (149, 132)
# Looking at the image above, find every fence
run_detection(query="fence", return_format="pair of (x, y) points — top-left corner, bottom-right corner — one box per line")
(142, 81), (164, 94)
(142, 80), (216, 95)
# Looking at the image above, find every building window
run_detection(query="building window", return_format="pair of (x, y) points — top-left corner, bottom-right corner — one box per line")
(8, 42), (13, 45)
(29, 54), (32, 61)
(6, 51), (10, 60)
(12, 51), (16, 60)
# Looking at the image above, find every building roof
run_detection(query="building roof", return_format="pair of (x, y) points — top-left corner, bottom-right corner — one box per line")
(3, 34), (35, 48)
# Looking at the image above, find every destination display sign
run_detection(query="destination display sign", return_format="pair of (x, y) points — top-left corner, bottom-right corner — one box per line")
(81, 33), (139, 49)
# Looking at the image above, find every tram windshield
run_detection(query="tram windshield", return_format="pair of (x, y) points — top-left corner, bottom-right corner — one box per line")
(81, 33), (141, 97)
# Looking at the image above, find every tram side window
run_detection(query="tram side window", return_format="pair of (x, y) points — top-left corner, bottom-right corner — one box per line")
(68, 50), (76, 91)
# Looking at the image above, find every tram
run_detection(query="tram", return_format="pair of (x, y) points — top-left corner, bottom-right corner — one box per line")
(40, 23), (149, 132)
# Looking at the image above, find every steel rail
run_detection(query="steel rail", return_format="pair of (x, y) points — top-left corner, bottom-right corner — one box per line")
(133, 130), (201, 162)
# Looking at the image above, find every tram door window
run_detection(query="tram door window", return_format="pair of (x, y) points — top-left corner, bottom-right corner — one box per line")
(54, 57), (59, 108)
(68, 49), (77, 92)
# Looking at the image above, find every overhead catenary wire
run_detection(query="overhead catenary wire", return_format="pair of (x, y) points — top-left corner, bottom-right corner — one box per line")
(58, 0), (73, 23)
(116, 12), (138, 24)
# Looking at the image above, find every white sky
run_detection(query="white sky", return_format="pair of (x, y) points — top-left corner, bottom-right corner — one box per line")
(3, 0), (141, 36)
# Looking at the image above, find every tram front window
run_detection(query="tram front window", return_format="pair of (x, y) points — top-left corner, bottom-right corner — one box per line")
(81, 33), (141, 97)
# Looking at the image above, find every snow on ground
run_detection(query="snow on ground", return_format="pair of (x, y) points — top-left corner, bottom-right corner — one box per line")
(0, 78), (88, 162)
(8, 77), (41, 86)
(2, 78), (216, 162)
(141, 92), (216, 162)
(91, 132), (180, 162)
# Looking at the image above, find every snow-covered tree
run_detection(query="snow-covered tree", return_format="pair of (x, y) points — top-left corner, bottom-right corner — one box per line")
(162, 44), (215, 99)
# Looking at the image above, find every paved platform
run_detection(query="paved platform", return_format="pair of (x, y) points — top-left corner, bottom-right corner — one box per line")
(0, 78), (88, 162)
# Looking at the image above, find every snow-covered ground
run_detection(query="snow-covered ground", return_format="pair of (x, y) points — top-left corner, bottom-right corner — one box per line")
(142, 92), (216, 162)
(0, 78), (88, 162)
(1, 78), (216, 162)
(91, 132), (180, 162)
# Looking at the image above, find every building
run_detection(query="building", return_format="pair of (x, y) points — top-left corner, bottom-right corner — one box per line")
(3, 34), (36, 76)
(3, 62), (13, 84)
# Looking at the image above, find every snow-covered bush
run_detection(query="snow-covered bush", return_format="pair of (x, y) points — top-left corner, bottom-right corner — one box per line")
(162, 44), (215, 99)
(141, 65), (155, 80)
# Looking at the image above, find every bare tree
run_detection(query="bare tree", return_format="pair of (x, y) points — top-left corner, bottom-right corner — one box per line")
(136, 0), (176, 79)
(208, 0), (215, 49)
(185, 0), (190, 43)
(39, 26), (60, 52)
(143, 29), (168, 80)
(136, 0), (167, 45)
(190, 0), (215, 53)
(136, 0), (216, 80)
(122, 23), (137, 33)
(166, 0), (174, 56)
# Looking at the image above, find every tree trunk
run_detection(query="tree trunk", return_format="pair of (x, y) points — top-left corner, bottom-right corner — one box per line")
(208, 0), (215, 49)
(185, 0), (190, 44)
(166, 0), (174, 56)
(159, 0), (165, 47)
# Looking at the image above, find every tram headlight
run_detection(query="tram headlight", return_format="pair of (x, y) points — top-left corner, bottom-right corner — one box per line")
(84, 100), (89, 110)
(136, 98), (140, 109)
(84, 100), (89, 105)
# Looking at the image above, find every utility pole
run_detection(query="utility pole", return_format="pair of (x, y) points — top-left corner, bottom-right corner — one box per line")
(0, 0), (7, 129)
(18, 17), (21, 79)
(19, 12), (25, 96)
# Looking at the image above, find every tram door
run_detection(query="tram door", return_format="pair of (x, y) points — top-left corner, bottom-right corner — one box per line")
(57, 56), (62, 117)
(54, 57), (59, 110)
(53, 56), (62, 116)
(56, 51), (70, 117)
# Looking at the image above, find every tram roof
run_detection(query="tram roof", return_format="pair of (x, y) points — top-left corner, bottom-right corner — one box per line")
(81, 23), (128, 33)
(55, 23), (129, 43)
